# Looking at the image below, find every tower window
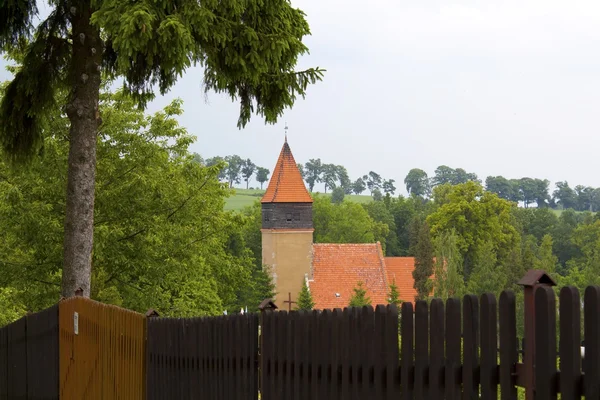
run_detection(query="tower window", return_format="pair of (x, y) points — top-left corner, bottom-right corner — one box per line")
(286, 213), (292, 222)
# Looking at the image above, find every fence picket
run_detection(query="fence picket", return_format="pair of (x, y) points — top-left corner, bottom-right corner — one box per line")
(480, 293), (498, 400)
(414, 300), (429, 400)
(584, 286), (600, 398)
(430, 298), (445, 400)
(499, 291), (517, 400)
(445, 298), (461, 400)
(535, 286), (557, 400)
(463, 294), (480, 400)
(401, 302), (414, 400)
(560, 286), (582, 400)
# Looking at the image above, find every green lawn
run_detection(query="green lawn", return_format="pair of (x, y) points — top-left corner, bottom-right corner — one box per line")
(224, 188), (373, 211)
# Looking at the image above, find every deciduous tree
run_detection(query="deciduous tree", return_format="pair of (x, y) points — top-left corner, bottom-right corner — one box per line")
(224, 155), (243, 188)
(404, 168), (430, 197)
(304, 159), (322, 192)
(255, 167), (270, 190)
(241, 159), (256, 189)
(352, 178), (366, 195)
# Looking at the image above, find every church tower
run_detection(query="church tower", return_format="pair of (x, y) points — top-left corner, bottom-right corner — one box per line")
(261, 139), (313, 309)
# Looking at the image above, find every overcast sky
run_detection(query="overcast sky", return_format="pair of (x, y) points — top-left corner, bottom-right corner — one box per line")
(2, 0), (600, 194)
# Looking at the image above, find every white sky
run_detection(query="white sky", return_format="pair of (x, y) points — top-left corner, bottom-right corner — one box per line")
(3, 0), (600, 194)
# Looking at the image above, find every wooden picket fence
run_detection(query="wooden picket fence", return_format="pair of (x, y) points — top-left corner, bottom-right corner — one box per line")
(0, 284), (599, 399)
(146, 314), (259, 400)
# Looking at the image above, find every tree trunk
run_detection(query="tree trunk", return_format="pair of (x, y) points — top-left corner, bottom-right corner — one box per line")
(62, 5), (103, 298)
(246, 180), (249, 189)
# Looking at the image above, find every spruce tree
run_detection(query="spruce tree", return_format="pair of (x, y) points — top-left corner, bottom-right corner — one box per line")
(0, 1), (323, 297)
(349, 281), (372, 307)
(296, 283), (315, 311)
(388, 280), (402, 307)
(412, 220), (434, 301)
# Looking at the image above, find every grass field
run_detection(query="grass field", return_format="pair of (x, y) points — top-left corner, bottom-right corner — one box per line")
(224, 188), (373, 211)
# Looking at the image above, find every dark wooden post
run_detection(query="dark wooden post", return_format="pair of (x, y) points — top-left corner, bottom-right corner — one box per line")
(258, 299), (277, 400)
(517, 270), (556, 400)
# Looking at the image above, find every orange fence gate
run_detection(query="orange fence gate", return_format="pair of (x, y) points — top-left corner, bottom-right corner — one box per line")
(59, 297), (146, 400)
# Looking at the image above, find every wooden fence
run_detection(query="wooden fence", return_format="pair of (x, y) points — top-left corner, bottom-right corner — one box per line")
(59, 297), (146, 400)
(1, 285), (599, 399)
(146, 314), (259, 400)
(0, 305), (59, 400)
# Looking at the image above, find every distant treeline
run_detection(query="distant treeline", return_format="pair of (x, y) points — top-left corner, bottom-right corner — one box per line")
(200, 154), (600, 212)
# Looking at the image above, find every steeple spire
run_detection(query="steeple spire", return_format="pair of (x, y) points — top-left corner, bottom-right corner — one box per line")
(261, 137), (312, 203)
(284, 123), (288, 143)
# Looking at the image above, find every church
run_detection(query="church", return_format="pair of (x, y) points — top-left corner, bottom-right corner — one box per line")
(260, 139), (418, 310)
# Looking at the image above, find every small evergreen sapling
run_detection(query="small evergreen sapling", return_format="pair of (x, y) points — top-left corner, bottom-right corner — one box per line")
(296, 283), (315, 311)
(388, 280), (402, 307)
(349, 281), (372, 307)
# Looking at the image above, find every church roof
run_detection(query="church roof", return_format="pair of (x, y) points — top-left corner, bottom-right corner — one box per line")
(261, 140), (313, 203)
(384, 257), (418, 303)
(309, 243), (389, 309)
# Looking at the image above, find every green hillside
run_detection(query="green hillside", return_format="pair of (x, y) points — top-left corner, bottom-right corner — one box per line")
(224, 188), (373, 211)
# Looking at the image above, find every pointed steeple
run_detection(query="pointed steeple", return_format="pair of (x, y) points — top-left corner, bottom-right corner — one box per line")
(261, 140), (312, 203)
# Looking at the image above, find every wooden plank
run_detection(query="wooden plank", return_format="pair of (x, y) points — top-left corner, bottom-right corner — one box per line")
(301, 310), (311, 400)
(445, 298), (461, 400)
(330, 309), (342, 400)
(0, 326), (7, 399)
(361, 306), (375, 399)
(340, 309), (351, 400)
(312, 310), (321, 400)
(429, 299), (445, 400)
(7, 316), (27, 400)
(385, 304), (400, 400)
(463, 294), (480, 400)
(560, 286), (582, 400)
(535, 286), (557, 400)
(400, 302), (414, 400)
(374, 305), (386, 400)
(414, 300), (428, 400)
(480, 293), (498, 400)
(321, 309), (333, 400)
(499, 291), (517, 400)
(584, 286), (600, 398)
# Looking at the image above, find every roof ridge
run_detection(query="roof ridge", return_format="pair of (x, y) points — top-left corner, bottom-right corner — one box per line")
(376, 242), (389, 291)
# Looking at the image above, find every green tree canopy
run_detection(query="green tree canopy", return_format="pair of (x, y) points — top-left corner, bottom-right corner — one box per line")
(427, 181), (521, 278)
(0, 89), (262, 316)
(404, 168), (430, 197)
(0, 0), (323, 298)
(255, 167), (270, 190)
(312, 195), (389, 247)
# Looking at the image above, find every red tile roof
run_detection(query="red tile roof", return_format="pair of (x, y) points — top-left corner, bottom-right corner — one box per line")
(261, 140), (313, 203)
(309, 243), (389, 309)
(384, 257), (418, 303)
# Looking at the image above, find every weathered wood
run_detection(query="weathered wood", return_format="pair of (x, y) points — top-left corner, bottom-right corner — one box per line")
(463, 294), (480, 400)
(559, 286), (582, 400)
(499, 291), (517, 400)
(584, 286), (600, 398)
(535, 286), (557, 400)
(445, 298), (461, 400)
(429, 298), (445, 400)
(414, 300), (429, 400)
(400, 302), (414, 400)
(480, 293), (498, 400)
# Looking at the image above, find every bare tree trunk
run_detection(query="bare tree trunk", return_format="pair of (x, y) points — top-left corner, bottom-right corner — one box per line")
(62, 4), (103, 298)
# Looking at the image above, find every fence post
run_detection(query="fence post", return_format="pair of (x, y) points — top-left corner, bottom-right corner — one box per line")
(517, 270), (556, 400)
(258, 299), (277, 400)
